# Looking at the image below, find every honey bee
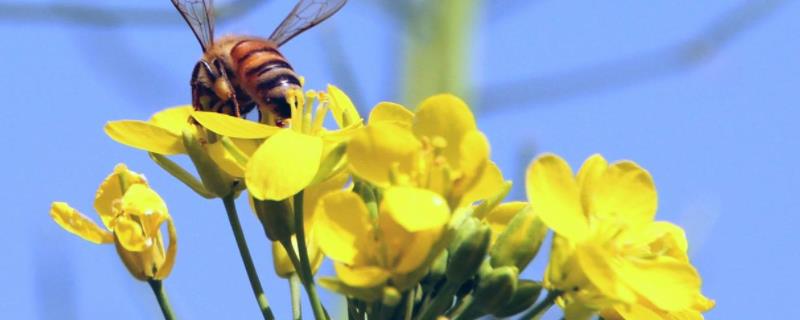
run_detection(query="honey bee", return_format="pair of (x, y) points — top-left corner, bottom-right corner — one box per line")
(171, 0), (347, 126)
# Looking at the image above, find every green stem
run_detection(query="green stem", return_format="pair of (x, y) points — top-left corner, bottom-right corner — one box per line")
(417, 281), (459, 320)
(222, 195), (276, 320)
(147, 280), (177, 320)
(449, 295), (476, 319)
(403, 288), (415, 320)
(293, 191), (328, 320)
(290, 274), (303, 320)
(519, 290), (562, 320)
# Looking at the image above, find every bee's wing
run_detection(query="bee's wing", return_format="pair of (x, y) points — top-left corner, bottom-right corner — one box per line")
(171, 0), (216, 51)
(269, 0), (347, 47)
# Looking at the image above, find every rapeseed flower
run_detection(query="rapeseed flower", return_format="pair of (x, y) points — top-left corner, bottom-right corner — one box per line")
(314, 186), (451, 299)
(49, 164), (177, 281)
(190, 85), (361, 201)
(526, 153), (712, 319)
(104, 106), (257, 197)
(347, 94), (505, 209)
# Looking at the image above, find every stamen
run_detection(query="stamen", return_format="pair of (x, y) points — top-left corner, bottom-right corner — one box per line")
(311, 99), (330, 136)
(303, 90), (315, 134)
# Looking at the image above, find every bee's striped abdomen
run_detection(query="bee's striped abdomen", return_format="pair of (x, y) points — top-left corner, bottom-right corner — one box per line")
(230, 39), (301, 122)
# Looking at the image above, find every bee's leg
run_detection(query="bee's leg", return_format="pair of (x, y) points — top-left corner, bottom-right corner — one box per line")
(213, 59), (243, 118)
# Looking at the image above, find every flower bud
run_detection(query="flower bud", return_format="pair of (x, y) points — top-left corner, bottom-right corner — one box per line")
(252, 197), (295, 242)
(489, 205), (547, 270)
(471, 266), (518, 314)
(182, 126), (236, 198)
(382, 286), (402, 307)
(446, 218), (491, 283)
(491, 280), (543, 317)
(425, 250), (448, 285)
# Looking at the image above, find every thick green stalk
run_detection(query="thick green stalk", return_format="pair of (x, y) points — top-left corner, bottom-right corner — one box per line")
(148, 280), (177, 320)
(293, 192), (328, 320)
(222, 195), (276, 320)
(403, 0), (480, 106)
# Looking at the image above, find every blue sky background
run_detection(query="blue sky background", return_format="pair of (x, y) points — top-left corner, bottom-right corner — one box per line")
(1, 0), (798, 319)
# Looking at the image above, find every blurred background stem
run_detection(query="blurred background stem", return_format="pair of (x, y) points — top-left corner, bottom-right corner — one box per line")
(403, 0), (480, 107)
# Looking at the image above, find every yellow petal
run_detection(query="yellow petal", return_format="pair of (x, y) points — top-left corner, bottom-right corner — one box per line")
(314, 191), (375, 265)
(50, 202), (113, 244)
(462, 161), (507, 210)
(587, 160), (657, 227)
(613, 304), (663, 320)
(231, 137), (262, 158)
(328, 84), (361, 128)
(576, 154), (608, 210)
(526, 154), (588, 241)
(155, 218), (178, 279)
(304, 172), (350, 226)
(121, 184), (168, 216)
(246, 130), (323, 200)
(105, 120), (185, 155)
(94, 164), (148, 230)
(368, 102), (413, 128)
(451, 130), (490, 202)
(192, 111), (280, 139)
(626, 221), (690, 261)
(393, 227), (443, 273)
(207, 141), (246, 178)
(575, 242), (638, 305)
(380, 187), (450, 232)
(334, 263), (390, 288)
(121, 184), (170, 234)
(459, 130), (489, 175)
(149, 106), (193, 136)
(347, 123), (422, 187)
(693, 293), (715, 313)
(484, 201), (527, 244)
(113, 216), (148, 252)
(619, 256), (701, 311)
(412, 94), (477, 170)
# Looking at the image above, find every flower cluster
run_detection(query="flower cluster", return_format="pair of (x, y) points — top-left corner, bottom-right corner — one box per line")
(49, 84), (712, 320)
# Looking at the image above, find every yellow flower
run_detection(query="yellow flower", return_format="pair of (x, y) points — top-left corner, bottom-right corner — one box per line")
(526, 153), (712, 319)
(104, 106), (258, 197)
(190, 85), (361, 201)
(347, 94), (505, 209)
(314, 186), (450, 296)
(49, 164), (177, 281)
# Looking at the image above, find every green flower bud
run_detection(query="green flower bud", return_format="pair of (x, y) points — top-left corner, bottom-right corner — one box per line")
(446, 218), (491, 283)
(182, 126), (236, 198)
(426, 250), (448, 285)
(489, 205), (547, 270)
(382, 286), (402, 307)
(491, 280), (543, 317)
(471, 266), (518, 314)
(251, 197), (295, 242)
